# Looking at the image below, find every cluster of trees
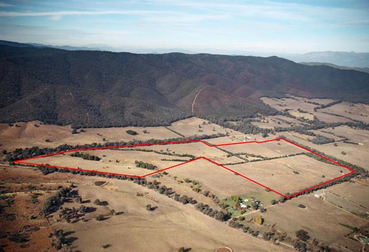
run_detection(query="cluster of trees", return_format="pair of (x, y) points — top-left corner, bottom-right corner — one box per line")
(42, 194), (63, 217)
(51, 229), (77, 250)
(135, 160), (157, 170)
(310, 135), (335, 145)
(58, 206), (95, 223)
(42, 187), (79, 216)
(296, 229), (310, 241)
(227, 216), (290, 244)
(67, 111), (192, 129)
(38, 166), (57, 175)
(195, 203), (230, 221)
(173, 194), (197, 205)
(262, 231), (275, 241)
(70, 152), (101, 161)
(199, 190), (220, 204)
(228, 220), (264, 238)
(294, 241), (307, 252)
(212, 118), (273, 135)
(349, 121), (369, 131)
(8, 232), (29, 244)
(121, 147), (195, 160)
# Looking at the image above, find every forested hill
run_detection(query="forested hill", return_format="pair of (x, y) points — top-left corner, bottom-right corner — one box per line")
(1, 43), (369, 127)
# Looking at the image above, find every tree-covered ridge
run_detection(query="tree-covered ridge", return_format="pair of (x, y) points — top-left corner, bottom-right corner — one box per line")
(1, 45), (369, 127)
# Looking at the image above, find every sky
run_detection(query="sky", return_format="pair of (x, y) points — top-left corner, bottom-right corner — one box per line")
(0, 0), (369, 54)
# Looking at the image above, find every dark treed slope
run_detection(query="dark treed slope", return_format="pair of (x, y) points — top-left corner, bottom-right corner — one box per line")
(0, 44), (369, 127)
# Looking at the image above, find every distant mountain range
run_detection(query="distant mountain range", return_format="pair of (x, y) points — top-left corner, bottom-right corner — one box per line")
(3, 40), (369, 68)
(282, 51), (369, 68)
(0, 40), (105, 51)
(300, 62), (369, 74)
(0, 41), (369, 127)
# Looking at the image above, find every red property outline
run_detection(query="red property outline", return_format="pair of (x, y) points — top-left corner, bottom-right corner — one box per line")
(14, 137), (355, 199)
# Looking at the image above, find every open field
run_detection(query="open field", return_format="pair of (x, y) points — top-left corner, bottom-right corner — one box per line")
(282, 127), (369, 170)
(320, 102), (369, 124)
(219, 139), (305, 158)
(229, 155), (345, 195)
(139, 141), (229, 161)
(251, 115), (303, 129)
(36, 149), (189, 176)
(0, 121), (178, 151)
(164, 158), (270, 199)
(167, 117), (239, 137)
(324, 125), (369, 144)
(325, 178), (369, 217)
(261, 96), (331, 113)
(260, 96), (361, 124)
(315, 112), (354, 123)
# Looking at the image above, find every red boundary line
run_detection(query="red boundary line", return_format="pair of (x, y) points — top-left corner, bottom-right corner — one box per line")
(14, 138), (354, 199)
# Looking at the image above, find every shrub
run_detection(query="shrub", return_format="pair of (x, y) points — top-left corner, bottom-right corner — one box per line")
(146, 204), (157, 211)
(126, 130), (138, 135)
(135, 160), (157, 170)
(8, 232), (29, 243)
(94, 199), (108, 206)
(94, 181), (106, 186)
(296, 229), (310, 241)
(42, 195), (62, 216)
(255, 216), (264, 225)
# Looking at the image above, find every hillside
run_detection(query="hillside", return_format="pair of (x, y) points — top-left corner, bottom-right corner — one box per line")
(1, 44), (369, 127)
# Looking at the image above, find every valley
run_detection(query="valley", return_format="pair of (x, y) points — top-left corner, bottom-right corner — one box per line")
(1, 96), (369, 252)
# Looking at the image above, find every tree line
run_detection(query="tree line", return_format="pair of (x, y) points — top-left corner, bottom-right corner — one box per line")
(70, 152), (101, 161)
(6, 133), (225, 163)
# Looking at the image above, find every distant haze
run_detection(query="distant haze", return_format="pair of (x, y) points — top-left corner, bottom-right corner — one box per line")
(0, 0), (369, 57)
